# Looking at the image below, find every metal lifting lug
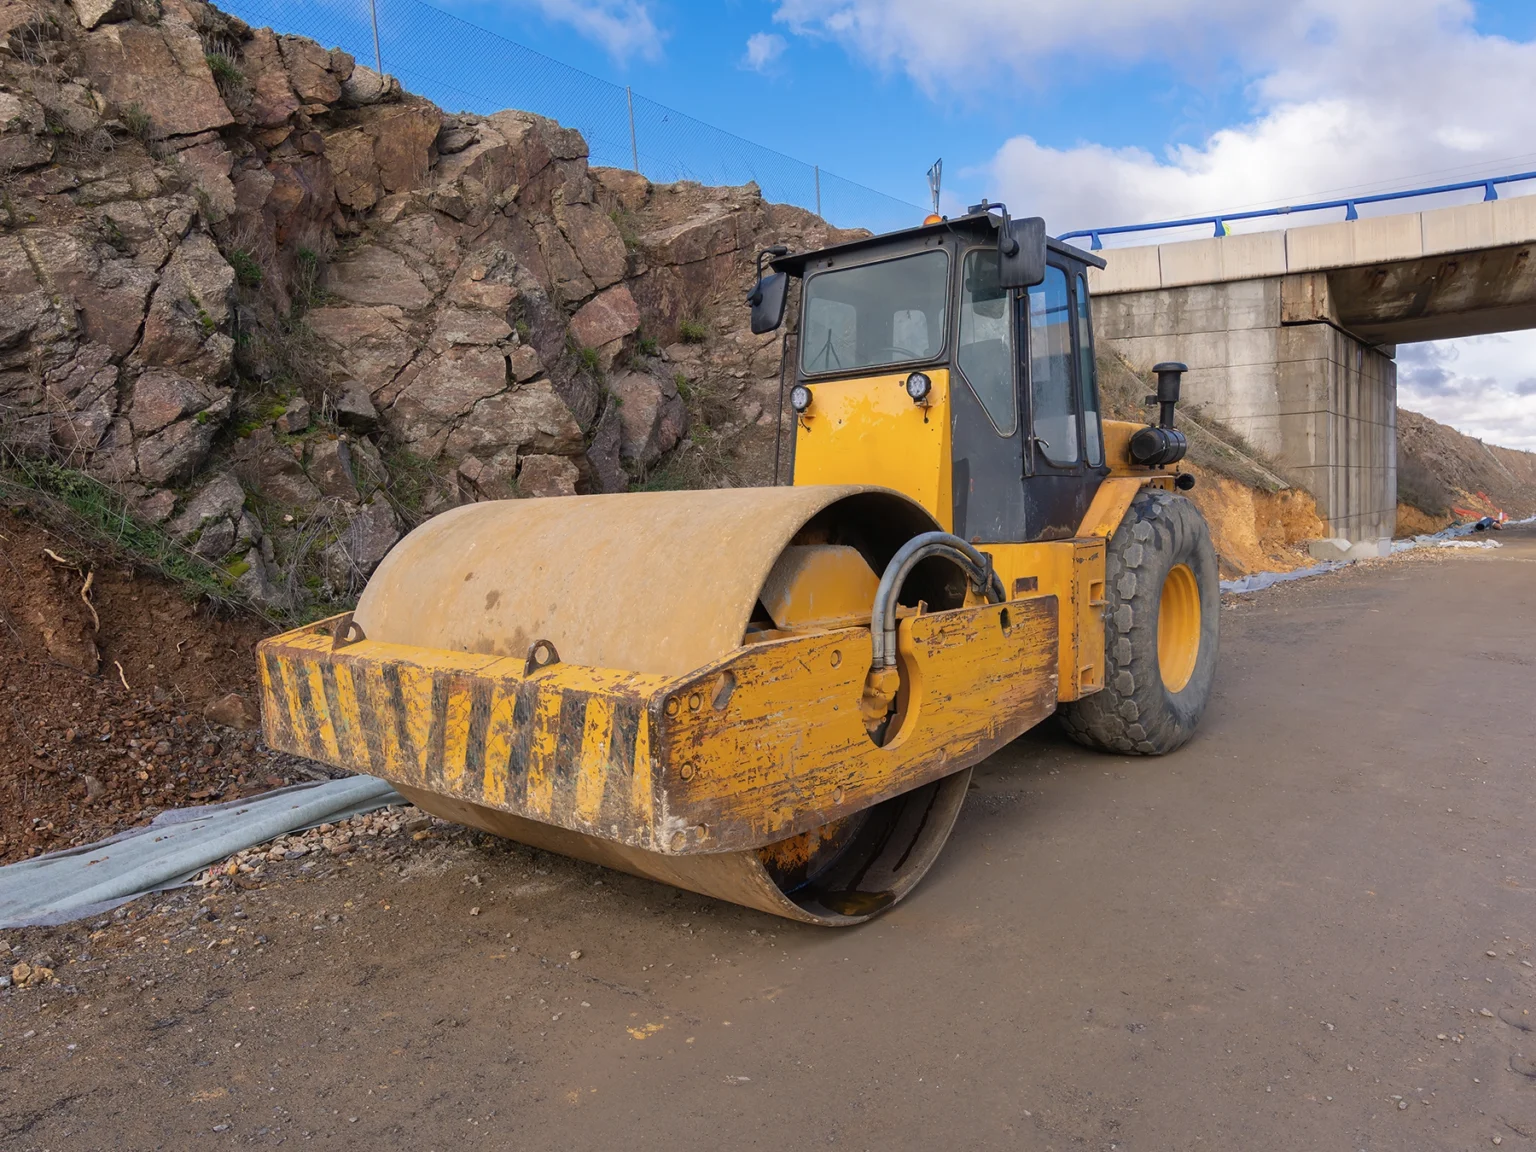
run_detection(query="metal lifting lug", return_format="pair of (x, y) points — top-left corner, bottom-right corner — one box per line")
(329, 612), (366, 650)
(524, 639), (561, 676)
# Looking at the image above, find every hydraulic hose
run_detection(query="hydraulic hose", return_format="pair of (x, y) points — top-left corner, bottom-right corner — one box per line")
(870, 532), (1005, 670)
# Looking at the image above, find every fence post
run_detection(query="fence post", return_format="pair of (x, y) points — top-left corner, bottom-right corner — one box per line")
(368, 0), (383, 74)
(814, 165), (821, 218)
(627, 86), (639, 173)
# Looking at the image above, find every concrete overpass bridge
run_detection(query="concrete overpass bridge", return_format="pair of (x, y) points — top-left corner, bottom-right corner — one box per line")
(1067, 176), (1536, 542)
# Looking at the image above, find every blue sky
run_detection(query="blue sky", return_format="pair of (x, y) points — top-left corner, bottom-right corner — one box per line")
(254, 0), (1536, 450)
(429, 0), (1536, 227)
(436, 0), (1243, 213)
(426, 0), (1536, 449)
(433, 0), (1298, 217)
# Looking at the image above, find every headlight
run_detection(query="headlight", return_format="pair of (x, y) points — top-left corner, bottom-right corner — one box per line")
(790, 384), (813, 413)
(905, 371), (932, 403)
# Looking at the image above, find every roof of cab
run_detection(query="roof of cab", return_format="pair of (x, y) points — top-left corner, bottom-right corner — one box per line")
(770, 211), (1106, 277)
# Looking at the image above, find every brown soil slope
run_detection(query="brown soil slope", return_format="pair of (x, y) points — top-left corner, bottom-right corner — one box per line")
(0, 504), (327, 863)
(1397, 407), (1536, 523)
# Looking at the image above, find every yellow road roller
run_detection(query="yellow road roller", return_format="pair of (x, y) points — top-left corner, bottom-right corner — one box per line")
(258, 205), (1219, 925)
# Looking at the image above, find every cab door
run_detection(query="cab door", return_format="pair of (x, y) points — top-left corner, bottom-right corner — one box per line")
(949, 247), (1027, 542)
(1021, 263), (1107, 540)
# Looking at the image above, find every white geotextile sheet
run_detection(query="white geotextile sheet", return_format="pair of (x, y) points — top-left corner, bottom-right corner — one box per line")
(0, 776), (402, 929)
(1220, 515), (1525, 596)
(1219, 561), (1347, 595)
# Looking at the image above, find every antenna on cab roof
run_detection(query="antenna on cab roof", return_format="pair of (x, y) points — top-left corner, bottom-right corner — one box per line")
(921, 161), (946, 227)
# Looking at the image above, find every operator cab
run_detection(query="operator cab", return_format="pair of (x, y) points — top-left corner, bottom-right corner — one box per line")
(752, 207), (1108, 543)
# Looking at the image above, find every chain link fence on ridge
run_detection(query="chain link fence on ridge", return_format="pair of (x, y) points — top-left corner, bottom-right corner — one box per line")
(219, 0), (924, 234)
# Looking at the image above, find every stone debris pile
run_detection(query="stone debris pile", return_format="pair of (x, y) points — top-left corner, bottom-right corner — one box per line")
(190, 802), (436, 890)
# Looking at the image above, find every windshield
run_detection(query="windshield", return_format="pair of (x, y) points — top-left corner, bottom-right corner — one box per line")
(801, 250), (949, 376)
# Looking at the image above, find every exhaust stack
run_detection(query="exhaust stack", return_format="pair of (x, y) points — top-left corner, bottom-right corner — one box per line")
(1129, 361), (1190, 468)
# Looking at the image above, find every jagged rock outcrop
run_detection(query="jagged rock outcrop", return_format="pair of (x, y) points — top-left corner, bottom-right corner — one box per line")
(0, 0), (861, 614)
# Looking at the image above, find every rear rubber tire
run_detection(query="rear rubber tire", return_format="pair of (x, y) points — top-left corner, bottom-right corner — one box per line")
(1059, 488), (1219, 755)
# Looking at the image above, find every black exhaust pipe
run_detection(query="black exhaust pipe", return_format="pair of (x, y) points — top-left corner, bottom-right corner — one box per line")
(1129, 361), (1190, 468)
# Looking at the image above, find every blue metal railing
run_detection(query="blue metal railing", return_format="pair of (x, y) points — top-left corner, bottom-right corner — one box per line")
(1057, 169), (1536, 250)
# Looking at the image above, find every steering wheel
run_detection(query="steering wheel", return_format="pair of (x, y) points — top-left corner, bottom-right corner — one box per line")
(873, 345), (921, 361)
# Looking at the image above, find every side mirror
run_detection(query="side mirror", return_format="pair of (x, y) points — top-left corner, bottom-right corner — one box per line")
(748, 270), (788, 334)
(997, 215), (1046, 289)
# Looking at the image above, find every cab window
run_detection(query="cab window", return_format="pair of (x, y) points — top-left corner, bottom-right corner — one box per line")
(1027, 265), (1078, 465)
(957, 249), (1016, 434)
(801, 250), (949, 375)
(1075, 273), (1103, 467)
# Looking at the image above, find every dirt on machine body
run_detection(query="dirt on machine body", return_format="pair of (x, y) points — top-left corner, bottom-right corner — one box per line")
(260, 209), (1222, 924)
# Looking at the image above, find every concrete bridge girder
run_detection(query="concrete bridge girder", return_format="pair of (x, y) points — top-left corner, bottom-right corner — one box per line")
(1329, 246), (1536, 344)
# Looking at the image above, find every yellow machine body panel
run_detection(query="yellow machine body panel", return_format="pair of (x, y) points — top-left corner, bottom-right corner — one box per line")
(791, 369), (953, 532)
(984, 538), (1107, 702)
(1079, 475), (1146, 537)
(783, 388), (1166, 706)
(759, 545), (881, 631)
(663, 596), (1058, 845)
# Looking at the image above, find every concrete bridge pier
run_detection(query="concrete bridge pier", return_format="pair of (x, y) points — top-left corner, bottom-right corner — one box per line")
(1093, 272), (1397, 543)
(1085, 196), (1536, 547)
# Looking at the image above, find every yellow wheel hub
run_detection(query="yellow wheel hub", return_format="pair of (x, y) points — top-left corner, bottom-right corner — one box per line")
(1157, 563), (1201, 692)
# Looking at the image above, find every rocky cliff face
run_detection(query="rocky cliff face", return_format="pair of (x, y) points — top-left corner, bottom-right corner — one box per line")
(0, 0), (857, 614)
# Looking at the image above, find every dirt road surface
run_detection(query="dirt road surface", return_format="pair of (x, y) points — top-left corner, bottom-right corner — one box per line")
(4, 527), (1535, 1150)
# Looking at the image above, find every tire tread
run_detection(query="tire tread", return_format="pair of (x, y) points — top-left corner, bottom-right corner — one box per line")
(1058, 489), (1220, 756)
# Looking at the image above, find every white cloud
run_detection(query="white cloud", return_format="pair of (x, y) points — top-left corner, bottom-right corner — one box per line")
(776, 0), (1536, 449)
(927, 0), (1536, 453)
(982, 5), (1536, 234)
(773, 0), (1533, 232)
(773, 0), (1310, 85)
(516, 0), (663, 62)
(742, 31), (787, 73)
(988, 98), (1390, 238)
(1399, 335), (1536, 452)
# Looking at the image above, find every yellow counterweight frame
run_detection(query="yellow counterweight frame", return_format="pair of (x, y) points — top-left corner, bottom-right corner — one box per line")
(260, 595), (1060, 857)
